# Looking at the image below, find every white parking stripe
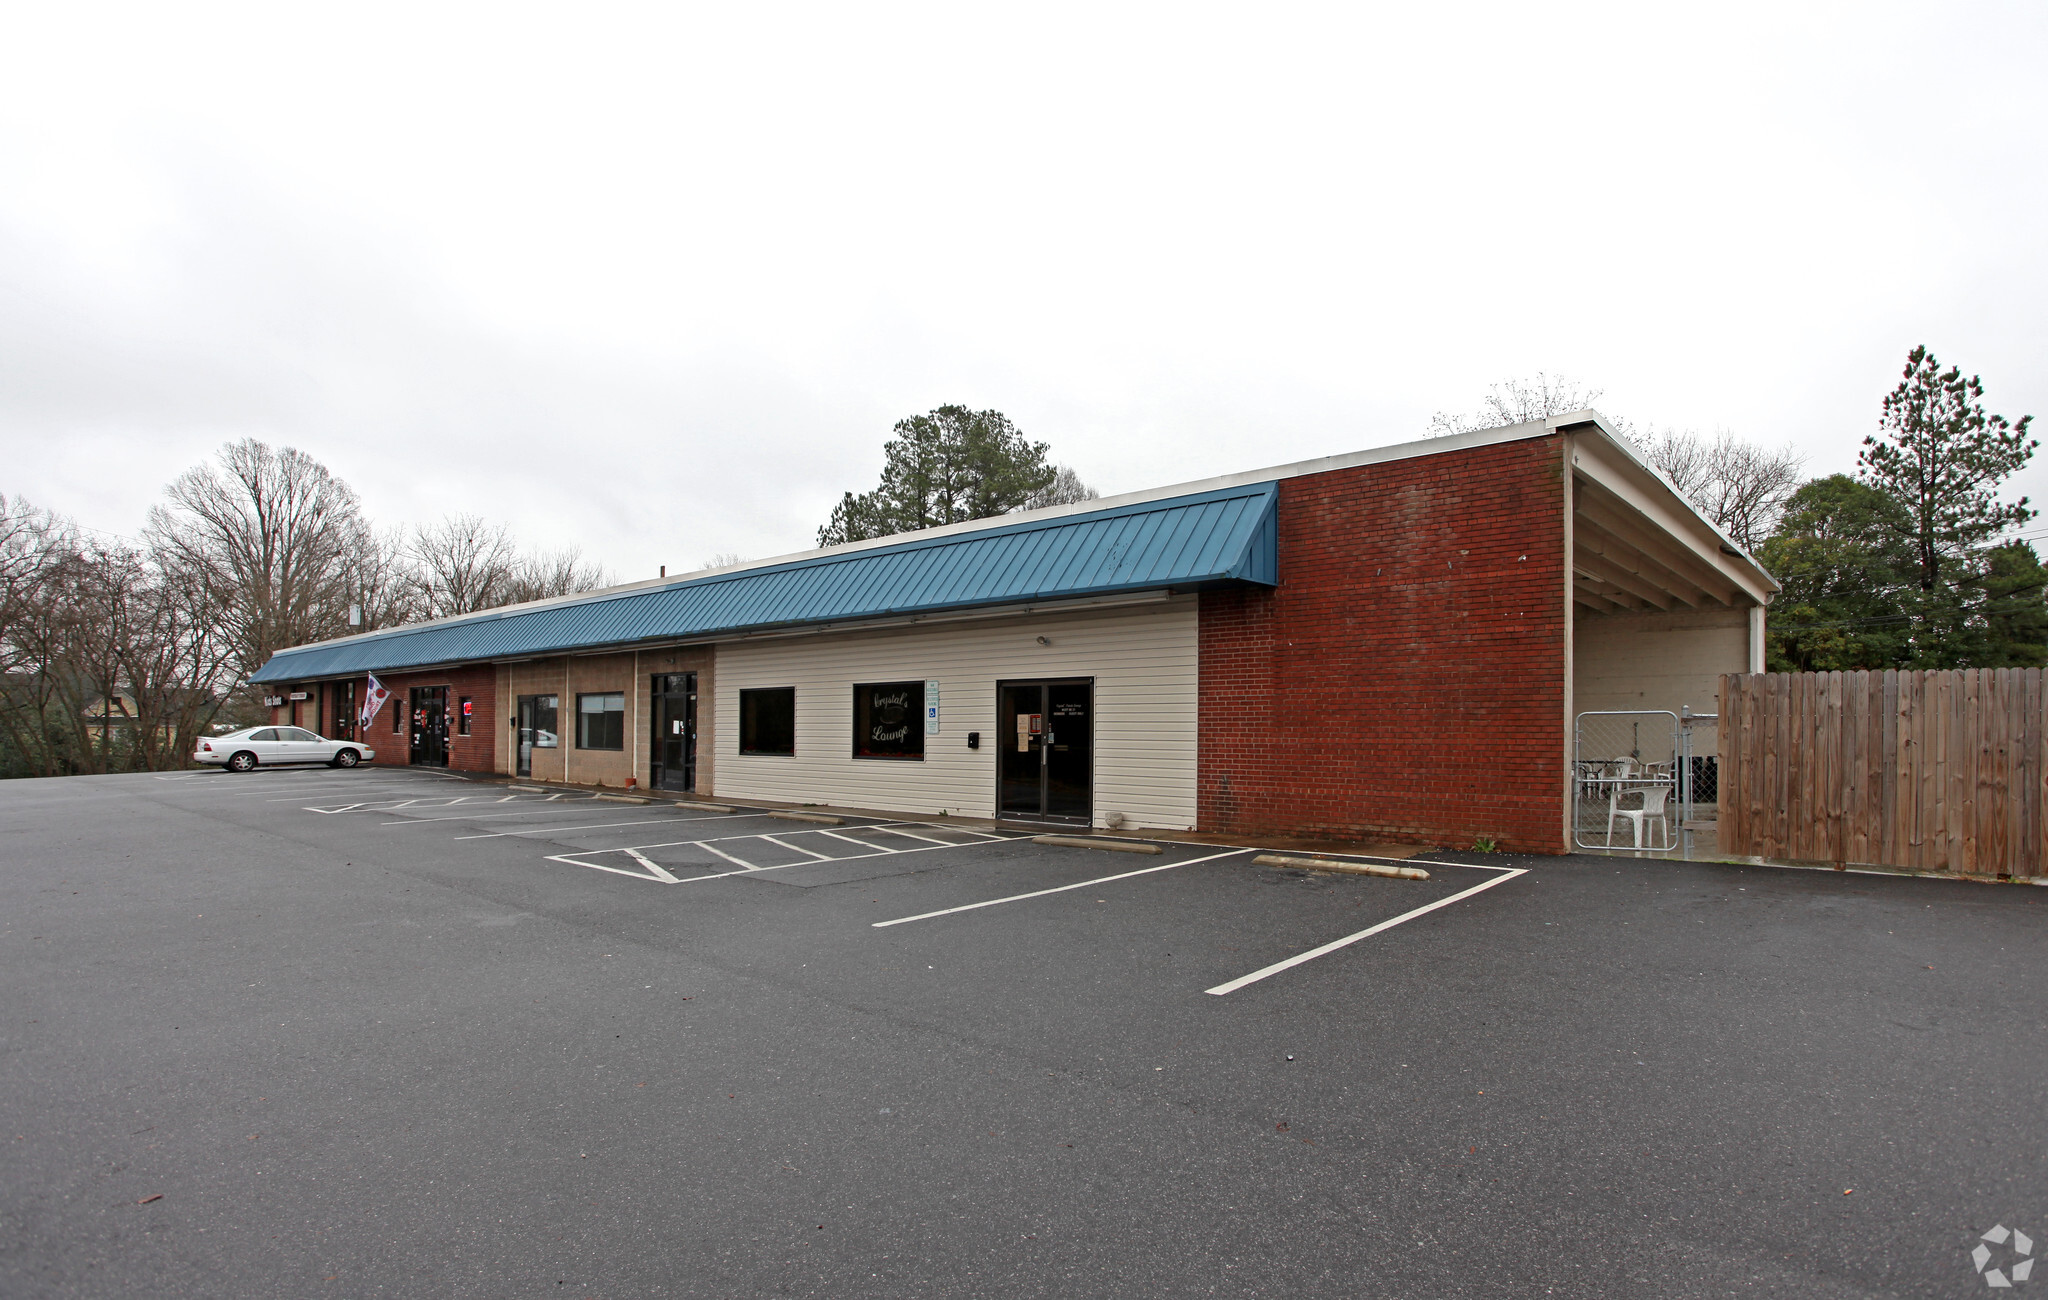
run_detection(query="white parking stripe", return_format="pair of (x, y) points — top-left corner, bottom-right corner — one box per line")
(697, 841), (757, 870)
(871, 848), (1256, 927)
(376, 809), (575, 826)
(757, 834), (833, 861)
(875, 825), (981, 847)
(622, 848), (681, 883)
(1204, 866), (1527, 995)
(818, 829), (901, 852)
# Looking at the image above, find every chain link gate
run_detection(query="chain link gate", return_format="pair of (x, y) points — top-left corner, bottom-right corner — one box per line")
(1574, 709), (1719, 853)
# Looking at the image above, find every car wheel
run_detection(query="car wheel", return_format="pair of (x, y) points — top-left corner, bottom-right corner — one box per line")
(227, 751), (258, 773)
(331, 748), (360, 768)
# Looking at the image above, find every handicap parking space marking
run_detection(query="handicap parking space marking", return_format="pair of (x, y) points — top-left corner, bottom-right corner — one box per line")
(293, 794), (484, 811)
(755, 833), (834, 862)
(620, 848), (681, 882)
(304, 795), (462, 814)
(451, 810), (773, 841)
(1204, 861), (1528, 996)
(547, 822), (1022, 884)
(269, 789), (494, 803)
(376, 806), (587, 826)
(871, 846), (1258, 927)
(301, 791), (591, 817)
(158, 771), (469, 794)
(174, 779), (424, 798)
(696, 840), (758, 870)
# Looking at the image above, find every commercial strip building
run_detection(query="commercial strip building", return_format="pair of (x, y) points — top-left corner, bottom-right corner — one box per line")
(249, 414), (1777, 853)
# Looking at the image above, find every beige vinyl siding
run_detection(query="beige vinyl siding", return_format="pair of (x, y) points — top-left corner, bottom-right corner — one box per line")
(711, 597), (1198, 829)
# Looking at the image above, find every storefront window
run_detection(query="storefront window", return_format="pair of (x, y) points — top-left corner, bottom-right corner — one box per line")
(458, 696), (472, 736)
(577, 692), (625, 750)
(740, 688), (796, 755)
(853, 681), (923, 760)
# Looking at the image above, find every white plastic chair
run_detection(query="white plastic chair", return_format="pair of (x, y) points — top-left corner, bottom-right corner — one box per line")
(1607, 783), (1672, 850)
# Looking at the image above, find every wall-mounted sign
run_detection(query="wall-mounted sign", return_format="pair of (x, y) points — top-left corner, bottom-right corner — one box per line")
(924, 679), (940, 734)
(262, 696), (284, 708)
(287, 691), (310, 701)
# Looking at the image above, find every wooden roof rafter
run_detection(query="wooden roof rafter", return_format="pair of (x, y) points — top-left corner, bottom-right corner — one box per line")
(1573, 477), (1745, 608)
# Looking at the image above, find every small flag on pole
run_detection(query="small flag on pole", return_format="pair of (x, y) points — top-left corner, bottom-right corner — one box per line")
(360, 673), (389, 733)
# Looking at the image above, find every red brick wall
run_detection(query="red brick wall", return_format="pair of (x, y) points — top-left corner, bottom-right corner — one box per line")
(1198, 437), (1569, 852)
(355, 666), (501, 772)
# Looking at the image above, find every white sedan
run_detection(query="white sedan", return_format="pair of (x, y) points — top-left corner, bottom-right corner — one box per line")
(195, 727), (375, 772)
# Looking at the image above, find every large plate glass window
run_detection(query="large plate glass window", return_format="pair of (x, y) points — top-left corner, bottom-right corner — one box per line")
(576, 692), (625, 750)
(740, 687), (796, 755)
(853, 681), (924, 760)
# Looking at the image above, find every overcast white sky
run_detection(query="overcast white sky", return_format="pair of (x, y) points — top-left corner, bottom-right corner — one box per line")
(3, 2), (2044, 579)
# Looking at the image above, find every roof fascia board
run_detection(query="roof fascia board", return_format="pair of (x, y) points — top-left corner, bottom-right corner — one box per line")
(282, 589), (1183, 681)
(1565, 426), (1777, 604)
(1550, 410), (1777, 575)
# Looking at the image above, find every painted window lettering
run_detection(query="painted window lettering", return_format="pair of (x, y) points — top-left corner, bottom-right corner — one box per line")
(853, 681), (925, 760)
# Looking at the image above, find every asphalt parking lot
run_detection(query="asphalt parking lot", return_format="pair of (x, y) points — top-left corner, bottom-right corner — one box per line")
(3, 766), (2044, 1298)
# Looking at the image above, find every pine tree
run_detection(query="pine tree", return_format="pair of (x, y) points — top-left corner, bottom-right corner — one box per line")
(1855, 346), (2037, 665)
(818, 407), (1060, 546)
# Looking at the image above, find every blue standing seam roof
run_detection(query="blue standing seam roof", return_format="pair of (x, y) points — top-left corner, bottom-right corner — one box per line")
(249, 481), (1280, 683)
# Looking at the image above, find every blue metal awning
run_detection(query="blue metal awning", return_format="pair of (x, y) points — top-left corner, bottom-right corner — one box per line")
(250, 481), (1279, 682)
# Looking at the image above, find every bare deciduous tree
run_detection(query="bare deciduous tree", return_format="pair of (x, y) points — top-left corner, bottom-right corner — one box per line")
(144, 438), (363, 677)
(338, 524), (424, 634)
(1429, 374), (1612, 437)
(407, 514), (519, 619)
(503, 548), (613, 605)
(1638, 429), (1805, 552)
(1020, 465), (1100, 511)
(0, 497), (232, 775)
(6, 451), (620, 777)
(1431, 375), (1803, 551)
(407, 517), (612, 616)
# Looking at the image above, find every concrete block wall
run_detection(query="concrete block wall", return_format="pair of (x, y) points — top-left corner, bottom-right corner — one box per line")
(499, 648), (715, 790)
(1198, 436), (1570, 853)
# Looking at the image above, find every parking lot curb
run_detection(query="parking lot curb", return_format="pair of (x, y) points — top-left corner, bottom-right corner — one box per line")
(1032, 835), (1164, 855)
(593, 793), (650, 803)
(669, 801), (736, 814)
(1255, 853), (1430, 880)
(769, 810), (844, 825)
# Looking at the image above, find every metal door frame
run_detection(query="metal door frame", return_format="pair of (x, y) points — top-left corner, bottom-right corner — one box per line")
(515, 694), (539, 777)
(650, 672), (697, 793)
(993, 677), (1094, 827)
(409, 685), (449, 767)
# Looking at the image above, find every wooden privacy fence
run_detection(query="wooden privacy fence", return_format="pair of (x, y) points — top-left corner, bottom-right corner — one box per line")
(1719, 669), (2047, 876)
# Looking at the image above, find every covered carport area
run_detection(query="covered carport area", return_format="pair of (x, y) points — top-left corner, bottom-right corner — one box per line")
(1561, 420), (1778, 851)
